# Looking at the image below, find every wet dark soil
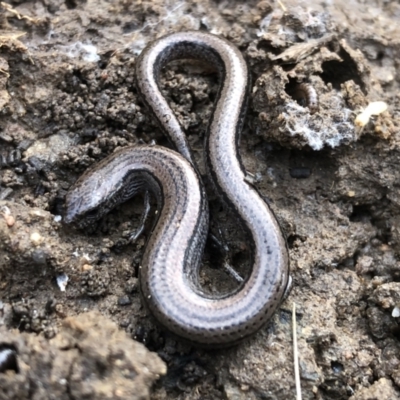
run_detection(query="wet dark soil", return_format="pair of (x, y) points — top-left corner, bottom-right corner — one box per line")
(1, 0), (400, 399)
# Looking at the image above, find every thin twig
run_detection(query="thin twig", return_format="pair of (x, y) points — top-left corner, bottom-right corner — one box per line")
(293, 302), (302, 400)
(277, 0), (287, 12)
(0, 2), (36, 23)
(0, 68), (9, 77)
(222, 262), (244, 283)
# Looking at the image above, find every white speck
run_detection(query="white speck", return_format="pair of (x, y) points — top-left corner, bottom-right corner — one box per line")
(200, 17), (212, 30)
(392, 306), (400, 318)
(57, 273), (69, 292)
(128, 37), (147, 55)
(0, 349), (13, 365)
(82, 253), (91, 262)
(0, 205), (11, 216)
(257, 14), (273, 37)
(54, 215), (62, 222)
(30, 232), (43, 246)
(60, 41), (100, 62)
(266, 167), (276, 181)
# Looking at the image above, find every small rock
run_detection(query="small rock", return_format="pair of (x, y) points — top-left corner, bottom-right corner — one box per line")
(370, 282), (400, 309)
(355, 256), (374, 275)
(125, 278), (139, 294)
(31, 249), (47, 265)
(118, 295), (132, 306)
(28, 209), (48, 220)
(392, 306), (400, 318)
(0, 205), (14, 227)
(349, 377), (397, 400)
(30, 232), (43, 246)
(24, 133), (74, 166)
(80, 264), (93, 272)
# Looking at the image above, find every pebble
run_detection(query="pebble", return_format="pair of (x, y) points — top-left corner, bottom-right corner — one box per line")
(118, 296), (132, 306)
(30, 232), (43, 246)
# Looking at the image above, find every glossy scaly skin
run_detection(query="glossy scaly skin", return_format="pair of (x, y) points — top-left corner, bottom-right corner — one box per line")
(65, 31), (290, 346)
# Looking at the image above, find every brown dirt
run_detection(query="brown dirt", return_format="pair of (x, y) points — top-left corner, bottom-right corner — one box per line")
(1, 0), (400, 399)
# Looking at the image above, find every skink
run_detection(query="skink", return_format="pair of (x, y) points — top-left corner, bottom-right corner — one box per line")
(65, 31), (290, 346)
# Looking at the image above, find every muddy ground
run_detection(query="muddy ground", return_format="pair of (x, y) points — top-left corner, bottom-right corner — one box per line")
(0, 0), (400, 399)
